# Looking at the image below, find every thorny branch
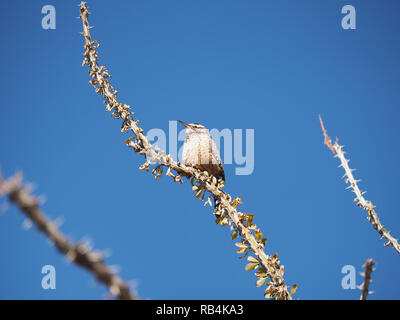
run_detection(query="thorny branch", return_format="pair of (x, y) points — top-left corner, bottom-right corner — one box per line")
(359, 258), (375, 300)
(0, 172), (137, 300)
(79, 1), (294, 299)
(319, 115), (400, 255)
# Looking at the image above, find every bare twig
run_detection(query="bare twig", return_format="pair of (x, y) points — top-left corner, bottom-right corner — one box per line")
(359, 258), (375, 300)
(319, 115), (400, 254)
(0, 172), (137, 300)
(79, 1), (294, 299)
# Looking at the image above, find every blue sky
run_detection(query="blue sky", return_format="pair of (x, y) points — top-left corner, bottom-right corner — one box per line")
(1, 0), (400, 299)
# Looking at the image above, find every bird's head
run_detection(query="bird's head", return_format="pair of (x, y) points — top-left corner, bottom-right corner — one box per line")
(178, 120), (208, 135)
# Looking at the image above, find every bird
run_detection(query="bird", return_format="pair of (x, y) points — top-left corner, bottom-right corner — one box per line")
(179, 120), (225, 208)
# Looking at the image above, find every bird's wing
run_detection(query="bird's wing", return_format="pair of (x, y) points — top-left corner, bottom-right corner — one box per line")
(210, 138), (225, 181)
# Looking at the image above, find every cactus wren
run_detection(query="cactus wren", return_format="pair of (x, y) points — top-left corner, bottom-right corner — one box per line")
(179, 120), (225, 208)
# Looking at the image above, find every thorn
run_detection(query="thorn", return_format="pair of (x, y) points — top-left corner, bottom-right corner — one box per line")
(80, 235), (93, 251)
(37, 194), (47, 206)
(22, 218), (33, 231)
(53, 217), (65, 228)
(109, 264), (121, 274)
(101, 248), (112, 259)
(46, 237), (55, 246)
(0, 200), (10, 215)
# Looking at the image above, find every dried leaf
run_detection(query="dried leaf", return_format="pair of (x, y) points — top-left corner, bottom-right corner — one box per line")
(260, 238), (267, 248)
(231, 195), (242, 208)
(231, 230), (238, 240)
(245, 262), (258, 271)
(194, 188), (202, 198)
(124, 137), (134, 145)
(237, 246), (248, 254)
(256, 277), (267, 287)
(255, 231), (263, 241)
(246, 214), (254, 227)
(248, 256), (258, 263)
(238, 250), (250, 260)
(290, 284), (297, 296)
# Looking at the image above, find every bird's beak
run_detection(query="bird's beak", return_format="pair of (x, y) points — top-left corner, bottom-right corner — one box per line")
(178, 120), (189, 128)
